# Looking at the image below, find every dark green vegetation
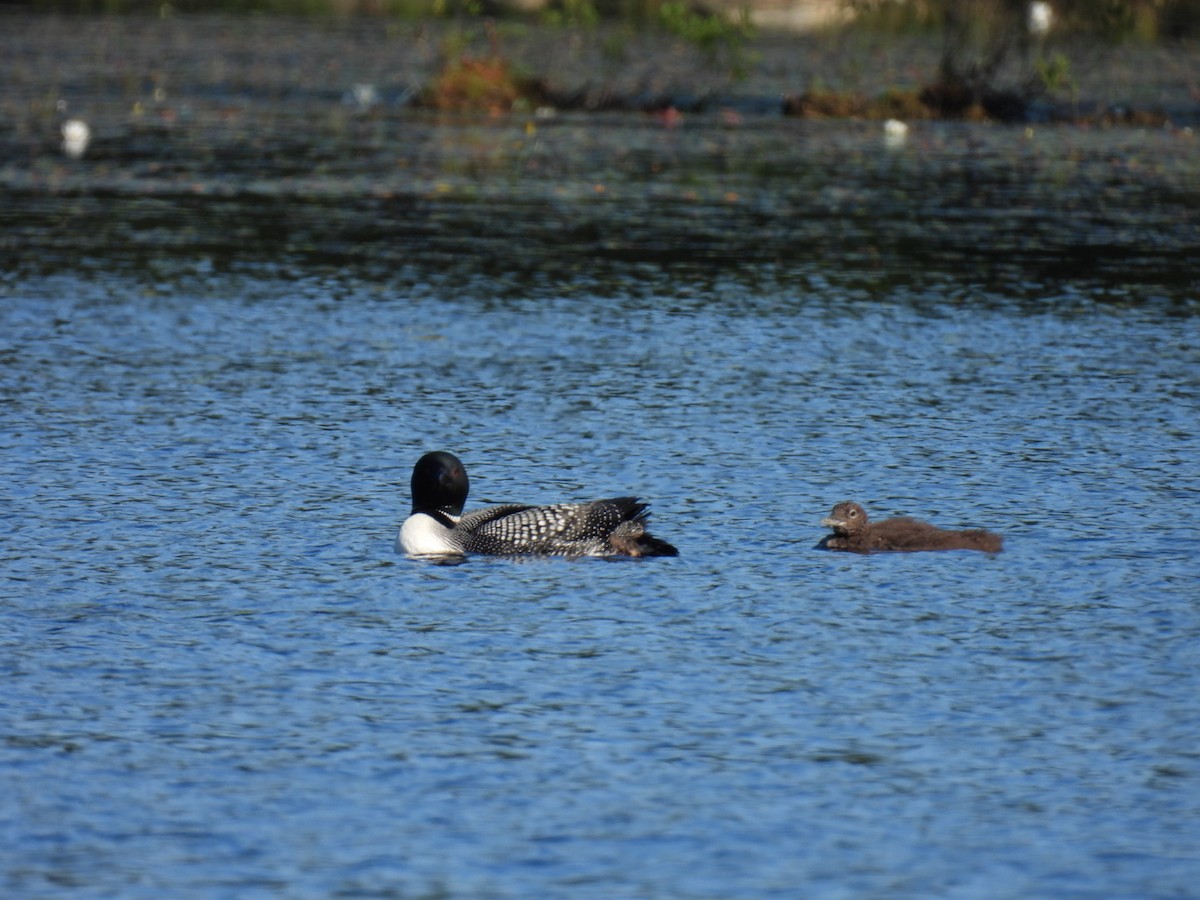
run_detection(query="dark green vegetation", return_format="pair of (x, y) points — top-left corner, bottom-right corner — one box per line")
(844, 0), (1200, 121)
(6, 1), (1198, 119)
(14, 0), (1200, 118)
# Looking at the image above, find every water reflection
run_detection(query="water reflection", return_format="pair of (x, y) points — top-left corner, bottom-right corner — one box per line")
(4, 110), (1197, 302)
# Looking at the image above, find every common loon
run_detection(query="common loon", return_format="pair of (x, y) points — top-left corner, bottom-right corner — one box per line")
(397, 451), (679, 558)
(819, 501), (1003, 553)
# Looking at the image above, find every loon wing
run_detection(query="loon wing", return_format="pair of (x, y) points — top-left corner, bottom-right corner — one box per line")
(453, 498), (647, 555)
(456, 504), (534, 531)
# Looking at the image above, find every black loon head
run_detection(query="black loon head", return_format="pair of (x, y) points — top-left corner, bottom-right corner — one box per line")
(411, 451), (470, 516)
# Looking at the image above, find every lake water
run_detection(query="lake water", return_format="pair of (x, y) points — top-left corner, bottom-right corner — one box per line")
(3, 28), (1200, 896)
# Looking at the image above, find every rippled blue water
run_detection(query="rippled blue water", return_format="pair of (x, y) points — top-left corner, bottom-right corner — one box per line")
(3, 266), (1198, 898)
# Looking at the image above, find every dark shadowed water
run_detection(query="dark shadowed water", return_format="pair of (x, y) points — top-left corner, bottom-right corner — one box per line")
(3, 15), (1200, 899)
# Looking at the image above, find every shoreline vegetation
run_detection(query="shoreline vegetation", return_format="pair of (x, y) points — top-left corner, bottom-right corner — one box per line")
(2, 1), (1197, 127)
(3, 4), (1197, 286)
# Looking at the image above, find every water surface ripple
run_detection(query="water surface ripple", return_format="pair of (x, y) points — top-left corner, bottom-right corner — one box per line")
(2, 265), (1198, 897)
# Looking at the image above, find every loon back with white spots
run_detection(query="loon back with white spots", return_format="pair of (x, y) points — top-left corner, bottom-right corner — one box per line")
(396, 451), (678, 558)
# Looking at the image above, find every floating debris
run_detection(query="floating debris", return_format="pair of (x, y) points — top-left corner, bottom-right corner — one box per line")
(346, 83), (379, 112)
(61, 118), (91, 159)
(1028, 2), (1053, 37)
(883, 118), (909, 148)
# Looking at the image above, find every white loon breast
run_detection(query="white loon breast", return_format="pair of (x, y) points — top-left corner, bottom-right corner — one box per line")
(397, 510), (462, 556)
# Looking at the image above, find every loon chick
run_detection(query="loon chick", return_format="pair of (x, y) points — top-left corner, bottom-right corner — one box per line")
(819, 501), (1003, 553)
(397, 451), (679, 558)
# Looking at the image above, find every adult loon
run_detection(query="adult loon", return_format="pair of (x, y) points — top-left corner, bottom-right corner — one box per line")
(397, 451), (679, 558)
(819, 501), (1003, 553)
